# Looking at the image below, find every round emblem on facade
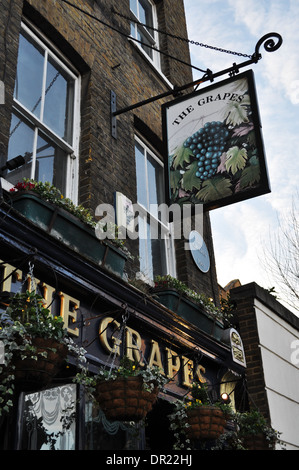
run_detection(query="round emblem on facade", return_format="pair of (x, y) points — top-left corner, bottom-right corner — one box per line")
(189, 230), (210, 273)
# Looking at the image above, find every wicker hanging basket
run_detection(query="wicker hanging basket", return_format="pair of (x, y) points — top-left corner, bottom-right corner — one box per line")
(94, 375), (159, 422)
(12, 337), (68, 391)
(186, 405), (226, 440)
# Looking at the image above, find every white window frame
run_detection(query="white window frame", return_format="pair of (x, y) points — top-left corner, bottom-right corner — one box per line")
(134, 135), (176, 281)
(129, 0), (161, 70)
(8, 21), (80, 203)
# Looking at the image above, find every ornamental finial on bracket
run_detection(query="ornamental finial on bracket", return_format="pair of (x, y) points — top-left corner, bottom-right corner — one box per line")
(252, 32), (283, 62)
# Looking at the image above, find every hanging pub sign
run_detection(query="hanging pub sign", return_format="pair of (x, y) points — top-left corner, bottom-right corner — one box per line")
(162, 70), (270, 210)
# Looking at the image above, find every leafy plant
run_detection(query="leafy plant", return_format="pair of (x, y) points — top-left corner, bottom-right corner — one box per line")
(220, 293), (237, 328)
(9, 179), (130, 253)
(0, 290), (87, 416)
(188, 382), (232, 416)
(190, 382), (209, 402)
(235, 410), (279, 439)
(5, 290), (66, 341)
(212, 409), (283, 450)
(154, 275), (224, 322)
(75, 356), (168, 396)
(168, 381), (232, 450)
(10, 180), (96, 227)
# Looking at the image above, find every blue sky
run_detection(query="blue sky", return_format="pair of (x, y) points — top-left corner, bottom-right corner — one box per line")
(183, 0), (299, 313)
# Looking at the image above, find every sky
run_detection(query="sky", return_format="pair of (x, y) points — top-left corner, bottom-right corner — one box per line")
(183, 0), (299, 313)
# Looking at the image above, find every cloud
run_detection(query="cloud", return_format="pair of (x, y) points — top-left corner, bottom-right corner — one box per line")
(186, 0), (299, 105)
(211, 199), (275, 286)
(227, 0), (299, 105)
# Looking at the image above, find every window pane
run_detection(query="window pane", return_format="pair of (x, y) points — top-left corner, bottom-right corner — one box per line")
(35, 131), (67, 194)
(14, 32), (44, 118)
(137, 28), (153, 59)
(130, 22), (136, 38)
(130, 0), (138, 16)
(135, 142), (147, 208)
(135, 139), (169, 280)
(84, 400), (129, 450)
(139, 217), (153, 279)
(44, 57), (75, 144)
(139, 0), (154, 31)
(6, 113), (35, 183)
(147, 153), (163, 214)
(151, 237), (167, 277)
(20, 385), (76, 450)
(130, 0), (156, 61)
(138, 217), (168, 279)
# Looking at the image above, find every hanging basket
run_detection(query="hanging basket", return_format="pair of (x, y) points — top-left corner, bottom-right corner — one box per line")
(242, 433), (275, 450)
(94, 376), (159, 422)
(12, 337), (68, 392)
(186, 406), (226, 440)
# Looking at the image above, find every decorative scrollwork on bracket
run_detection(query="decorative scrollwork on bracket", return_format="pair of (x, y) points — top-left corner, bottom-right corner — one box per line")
(253, 32), (283, 61)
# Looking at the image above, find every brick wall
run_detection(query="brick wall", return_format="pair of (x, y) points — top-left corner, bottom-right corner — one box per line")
(230, 284), (271, 420)
(0, 0), (220, 302)
(0, 0), (23, 168)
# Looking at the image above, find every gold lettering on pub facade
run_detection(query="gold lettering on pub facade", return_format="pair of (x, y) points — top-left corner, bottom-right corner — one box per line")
(0, 260), (208, 384)
(0, 260), (80, 337)
(98, 317), (206, 386)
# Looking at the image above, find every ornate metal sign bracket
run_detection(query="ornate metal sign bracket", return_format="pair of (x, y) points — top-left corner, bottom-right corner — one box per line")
(111, 32), (282, 138)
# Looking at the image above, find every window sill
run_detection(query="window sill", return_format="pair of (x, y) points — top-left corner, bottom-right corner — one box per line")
(128, 38), (174, 90)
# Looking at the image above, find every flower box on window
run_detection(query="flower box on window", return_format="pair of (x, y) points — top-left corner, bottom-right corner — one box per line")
(153, 288), (224, 341)
(10, 191), (127, 277)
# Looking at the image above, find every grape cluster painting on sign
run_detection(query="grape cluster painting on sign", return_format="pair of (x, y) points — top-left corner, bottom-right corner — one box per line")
(163, 70), (270, 210)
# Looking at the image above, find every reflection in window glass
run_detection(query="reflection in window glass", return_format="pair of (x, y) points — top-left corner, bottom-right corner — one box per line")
(35, 132), (67, 194)
(7, 113), (35, 183)
(7, 24), (79, 199)
(130, 0), (158, 64)
(138, 217), (152, 278)
(135, 141), (147, 209)
(21, 385), (76, 450)
(137, 28), (153, 59)
(135, 141), (163, 216)
(139, 0), (154, 33)
(35, 133), (55, 184)
(8, 113), (34, 161)
(6, 113), (67, 193)
(147, 153), (163, 216)
(139, 217), (167, 279)
(44, 57), (74, 144)
(129, 0), (138, 17)
(84, 398), (141, 450)
(14, 32), (44, 118)
(134, 137), (175, 281)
